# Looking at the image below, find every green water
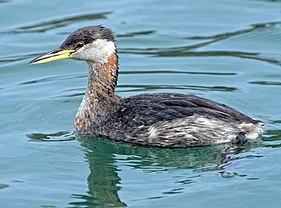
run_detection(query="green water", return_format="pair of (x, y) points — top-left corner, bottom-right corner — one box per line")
(1, 0), (281, 207)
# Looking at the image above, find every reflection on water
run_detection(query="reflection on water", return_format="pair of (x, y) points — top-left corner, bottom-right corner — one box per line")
(65, 135), (256, 207)
(23, 129), (281, 207)
(70, 137), (127, 208)
(25, 131), (223, 207)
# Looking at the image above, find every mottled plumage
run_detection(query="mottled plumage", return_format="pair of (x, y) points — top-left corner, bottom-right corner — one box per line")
(30, 26), (263, 147)
(86, 93), (262, 147)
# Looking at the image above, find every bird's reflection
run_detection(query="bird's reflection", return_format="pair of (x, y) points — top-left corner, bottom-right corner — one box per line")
(26, 131), (262, 207)
(68, 135), (246, 207)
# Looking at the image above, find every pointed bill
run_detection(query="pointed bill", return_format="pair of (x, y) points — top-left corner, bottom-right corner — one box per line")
(29, 49), (75, 64)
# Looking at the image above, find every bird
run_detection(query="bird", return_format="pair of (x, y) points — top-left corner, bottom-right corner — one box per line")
(30, 25), (263, 147)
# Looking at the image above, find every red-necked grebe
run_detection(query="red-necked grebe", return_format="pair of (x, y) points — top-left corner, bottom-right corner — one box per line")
(30, 25), (263, 147)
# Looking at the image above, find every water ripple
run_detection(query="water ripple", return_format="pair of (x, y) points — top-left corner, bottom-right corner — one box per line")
(120, 48), (281, 67)
(3, 12), (111, 34)
(249, 81), (281, 86)
(54, 84), (236, 98)
(122, 70), (236, 76)
(19, 73), (85, 85)
(187, 21), (281, 41)
(263, 129), (281, 141)
(119, 21), (281, 66)
(0, 53), (34, 65)
(117, 84), (237, 92)
(117, 30), (156, 38)
(26, 131), (75, 142)
(0, 183), (9, 190)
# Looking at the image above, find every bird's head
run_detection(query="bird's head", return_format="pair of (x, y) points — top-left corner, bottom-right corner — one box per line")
(29, 25), (116, 65)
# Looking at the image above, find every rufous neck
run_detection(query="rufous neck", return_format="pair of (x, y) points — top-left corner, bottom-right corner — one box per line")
(87, 51), (119, 98)
(75, 51), (120, 133)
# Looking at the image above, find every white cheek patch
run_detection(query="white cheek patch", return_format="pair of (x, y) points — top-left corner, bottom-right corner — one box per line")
(71, 39), (116, 64)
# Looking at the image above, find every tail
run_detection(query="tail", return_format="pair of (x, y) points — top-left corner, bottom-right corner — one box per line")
(238, 121), (263, 140)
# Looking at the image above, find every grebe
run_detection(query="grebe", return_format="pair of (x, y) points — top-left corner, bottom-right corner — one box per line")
(30, 25), (263, 147)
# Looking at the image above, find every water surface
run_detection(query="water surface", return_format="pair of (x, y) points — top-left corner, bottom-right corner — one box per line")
(1, 0), (281, 207)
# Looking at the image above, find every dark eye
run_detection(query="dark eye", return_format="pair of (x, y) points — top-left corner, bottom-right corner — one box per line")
(75, 42), (84, 49)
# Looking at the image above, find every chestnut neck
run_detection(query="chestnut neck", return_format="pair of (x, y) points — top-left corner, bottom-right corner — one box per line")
(87, 50), (119, 98)
(75, 51), (121, 133)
